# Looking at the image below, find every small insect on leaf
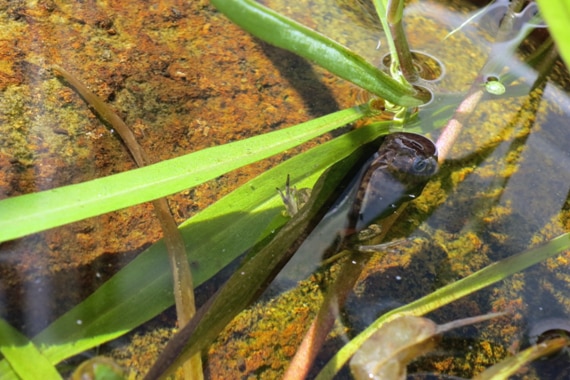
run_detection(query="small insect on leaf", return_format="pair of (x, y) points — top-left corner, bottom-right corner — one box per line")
(277, 175), (311, 217)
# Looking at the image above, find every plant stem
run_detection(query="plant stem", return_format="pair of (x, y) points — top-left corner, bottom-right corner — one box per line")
(387, 0), (418, 82)
(529, 40), (559, 91)
(50, 65), (202, 379)
(435, 88), (484, 163)
(497, 0), (527, 40)
(372, 0), (398, 70)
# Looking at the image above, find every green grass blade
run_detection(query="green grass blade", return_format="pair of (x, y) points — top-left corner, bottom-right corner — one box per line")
(0, 106), (366, 243)
(0, 122), (391, 379)
(536, 0), (570, 70)
(210, 0), (422, 107)
(316, 232), (570, 379)
(0, 319), (62, 380)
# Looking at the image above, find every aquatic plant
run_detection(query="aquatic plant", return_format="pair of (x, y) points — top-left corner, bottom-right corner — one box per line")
(1, 0), (570, 379)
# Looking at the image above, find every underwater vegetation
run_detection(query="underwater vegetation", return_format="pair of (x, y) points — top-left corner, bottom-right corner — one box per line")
(1, 0), (570, 379)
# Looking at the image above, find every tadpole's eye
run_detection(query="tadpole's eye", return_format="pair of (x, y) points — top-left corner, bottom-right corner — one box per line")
(412, 157), (429, 173)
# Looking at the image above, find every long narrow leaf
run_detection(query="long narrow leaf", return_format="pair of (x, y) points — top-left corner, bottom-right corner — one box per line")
(0, 319), (62, 380)
(210, 0), (423, 106)
(0, 106), (366, 242)
(536, 0), (570, 70)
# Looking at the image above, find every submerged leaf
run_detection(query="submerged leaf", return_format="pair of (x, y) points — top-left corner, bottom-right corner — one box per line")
(350, 316), (439, 380)
(71, 357), (125, 380)
(350, 313), (504, 380)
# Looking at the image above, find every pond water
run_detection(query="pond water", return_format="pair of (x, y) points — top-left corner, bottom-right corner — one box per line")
(0, 0), (569, 379)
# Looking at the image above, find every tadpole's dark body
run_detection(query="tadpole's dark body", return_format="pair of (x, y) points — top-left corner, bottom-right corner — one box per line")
(346, 132), (438, 234)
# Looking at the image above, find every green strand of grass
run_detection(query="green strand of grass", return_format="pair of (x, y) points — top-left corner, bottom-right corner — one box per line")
(0, 319), (62, 380)
(0, 106), (367, 243)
